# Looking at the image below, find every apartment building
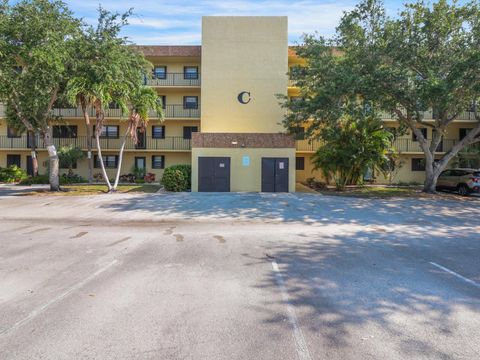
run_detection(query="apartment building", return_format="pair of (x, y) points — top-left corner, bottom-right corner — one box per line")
(0, 16), (478, 190)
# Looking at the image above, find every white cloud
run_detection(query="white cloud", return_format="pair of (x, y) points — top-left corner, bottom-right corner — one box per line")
(66, 0), (359, 44)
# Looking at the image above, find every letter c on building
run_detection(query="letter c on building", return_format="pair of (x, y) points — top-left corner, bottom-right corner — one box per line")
(237, 91), (251, 104)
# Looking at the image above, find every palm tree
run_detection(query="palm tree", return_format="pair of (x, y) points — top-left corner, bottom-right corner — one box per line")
(65, 79), (96, 183)
(112, 87), (164, 190)
(66, 8), (152, 192)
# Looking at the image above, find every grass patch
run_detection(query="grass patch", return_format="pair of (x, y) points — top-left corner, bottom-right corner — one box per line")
(316, 186), (421, 198)
(19, 184), (161, 196)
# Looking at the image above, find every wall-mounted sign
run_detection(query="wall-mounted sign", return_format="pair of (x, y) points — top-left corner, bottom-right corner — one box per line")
(237, 91), (251, 104)
(242, 156), (250, 166)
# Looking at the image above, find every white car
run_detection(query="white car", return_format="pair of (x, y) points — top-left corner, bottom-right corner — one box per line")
(436, 168), (480, 195)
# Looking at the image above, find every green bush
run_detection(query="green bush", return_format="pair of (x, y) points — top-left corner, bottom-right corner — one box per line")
(60, 173), (87, 184)
(19, 174), (49, 185)
(0, 165), (28, 183)
(161, 165), (191, 192)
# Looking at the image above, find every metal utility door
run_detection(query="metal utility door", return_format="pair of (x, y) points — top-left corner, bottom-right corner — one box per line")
(262, 158), (289, 192)
(198, 157), (230, 192)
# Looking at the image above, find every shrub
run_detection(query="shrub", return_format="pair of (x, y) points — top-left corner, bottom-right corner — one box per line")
(161, 165), (191, 192)
(93, 173), (104, 182)
(119, 173), (136, 183)
(144, 172), (156, 183)
(60, 173), (87, 184)
(0, 165), (28, 183)
(305, 177), (327, 190)
(19, 174), (49, 185)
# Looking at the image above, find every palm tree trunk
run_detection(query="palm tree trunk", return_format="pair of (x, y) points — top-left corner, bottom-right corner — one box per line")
(80, 100), (94, 184)
(112, 126), (130, 190)
(93, 104), (112, 192)
(43, 127), (60, 191)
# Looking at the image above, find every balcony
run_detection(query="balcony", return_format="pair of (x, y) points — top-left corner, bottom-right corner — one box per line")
(145, 73), (201, 87)
(296, 139), (324, 152)
(296, 138), (479, 154)
(0, 135), (191, 151)
(0, 104), (200, 119)
(380, 110), (478, 121)
(51, 104), (200, 119)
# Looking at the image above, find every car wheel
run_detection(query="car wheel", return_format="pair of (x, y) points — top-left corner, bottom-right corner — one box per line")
(457, 184), (469, 196)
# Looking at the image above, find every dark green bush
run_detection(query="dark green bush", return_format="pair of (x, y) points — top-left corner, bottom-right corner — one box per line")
(161, 164), (191, 192)
(60, 173), (87, 184)
(0, 165), (28, 183)
(19, 174), (49, 185)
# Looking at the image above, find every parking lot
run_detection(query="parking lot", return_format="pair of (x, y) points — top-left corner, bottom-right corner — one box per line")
(0, 191), (479, 359)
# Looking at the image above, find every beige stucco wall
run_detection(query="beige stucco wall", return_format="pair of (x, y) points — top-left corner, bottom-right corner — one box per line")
(0, 150), (191, 182)
(191, 147), (296, 192)
(201, 16), (288, 133)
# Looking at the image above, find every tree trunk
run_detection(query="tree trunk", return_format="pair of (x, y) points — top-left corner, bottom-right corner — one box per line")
(43, 128), (60, 191)
(422, 154), (442, 193)
(113, 129), (129, 190)
(28, 130), (39, 177)
(92, 100), (113, 192)
(81, 102), (94, 184)
(95, 129), (113, 192)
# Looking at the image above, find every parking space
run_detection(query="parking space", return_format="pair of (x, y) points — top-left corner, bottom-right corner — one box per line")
(0, 191), (479, 359)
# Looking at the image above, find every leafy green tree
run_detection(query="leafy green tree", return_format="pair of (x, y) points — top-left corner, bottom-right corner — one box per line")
(0, 0), (80, 191)
(311, 104), (393, 190)
(58, 145), (85, 175)
(286, 0), (480, 193)
(66, 8), (152, 192)
(112, 86), (163, 190)
(4, 107), (40, 176)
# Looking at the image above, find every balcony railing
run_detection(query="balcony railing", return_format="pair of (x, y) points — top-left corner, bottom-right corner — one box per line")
(50, 104), (200, 119)
(296, 139), (324, 152)
(0, 135), (191, 151)
(296, 138), (480, 153)
(145, 73), (201, 87)
(380, 110), (478, 121)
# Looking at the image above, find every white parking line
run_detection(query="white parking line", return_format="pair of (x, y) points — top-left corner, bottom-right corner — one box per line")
(272, 261), (313, 360)
(0, 260), (119, 337)
(430, 262), (480, 289)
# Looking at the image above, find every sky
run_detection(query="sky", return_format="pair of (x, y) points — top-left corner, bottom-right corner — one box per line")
(62, 0), (406, 45)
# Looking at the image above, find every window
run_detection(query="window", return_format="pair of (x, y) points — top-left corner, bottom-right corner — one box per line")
(53, 125), (77, 138)
(7, 127), (21, 138)
(459, 128), (470, 140)
(293, 127), (305, 140)
(183, 96), (198, 109)
(94, 155), (118, 168)
(152, 126), (165, 139)
(184, 66), (198, 80)
(183, 126), (198, 139)
(412, 128), (427, 141)
(153, 66), (167, 79)
(152, 155), (165, 169)
(94, 125), (119, 138)
(6, 154), (21, 167)
(60, 159), (77, 169)
(295, 157), (305, 170)
(411, 158), (426, 171)
(158, 95), (166, 109)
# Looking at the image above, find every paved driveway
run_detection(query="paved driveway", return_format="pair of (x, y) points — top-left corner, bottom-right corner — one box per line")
(0, 191), (479, 359)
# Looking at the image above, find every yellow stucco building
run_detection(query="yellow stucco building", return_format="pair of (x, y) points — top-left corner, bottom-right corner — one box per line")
(0, 16), (478, 190)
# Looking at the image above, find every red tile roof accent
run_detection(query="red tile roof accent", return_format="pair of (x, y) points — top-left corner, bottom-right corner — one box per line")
(136, 45), (299, 58)
(136, 45), (201, 57)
